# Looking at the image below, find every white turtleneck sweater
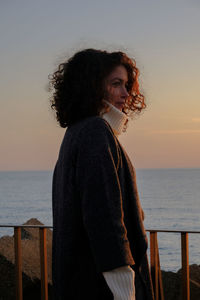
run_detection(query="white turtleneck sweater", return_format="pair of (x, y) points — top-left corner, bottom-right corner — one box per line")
(101, 101), (136, 300)
(101, 100), (128, 136)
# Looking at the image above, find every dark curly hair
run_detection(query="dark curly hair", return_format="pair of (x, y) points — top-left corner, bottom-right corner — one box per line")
(49, 48), (146, 128)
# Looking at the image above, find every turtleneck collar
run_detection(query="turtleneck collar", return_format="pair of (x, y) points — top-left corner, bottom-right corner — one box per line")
(100, 100), (128, 136)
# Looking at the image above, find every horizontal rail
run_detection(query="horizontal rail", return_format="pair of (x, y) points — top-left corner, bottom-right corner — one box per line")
(1, 224), (200, 233)
(146, 229), (200, 234)
(0, 225), (52, 228)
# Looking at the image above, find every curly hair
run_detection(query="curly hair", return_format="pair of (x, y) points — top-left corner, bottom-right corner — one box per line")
(49, 48), (146, 128)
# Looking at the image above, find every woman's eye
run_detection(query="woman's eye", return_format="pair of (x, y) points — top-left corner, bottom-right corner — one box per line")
(112, 81), (120, 86)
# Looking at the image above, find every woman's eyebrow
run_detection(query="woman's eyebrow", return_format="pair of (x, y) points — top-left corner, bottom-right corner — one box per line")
(111, 77), (128, 83)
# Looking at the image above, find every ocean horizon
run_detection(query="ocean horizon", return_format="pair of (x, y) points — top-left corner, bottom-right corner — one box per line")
(0, 167), (200, 272)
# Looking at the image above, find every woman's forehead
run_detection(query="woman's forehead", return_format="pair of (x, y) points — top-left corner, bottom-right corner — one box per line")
(107, 65), (128, 82)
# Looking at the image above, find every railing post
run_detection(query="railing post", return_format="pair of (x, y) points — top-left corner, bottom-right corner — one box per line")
(39, 227), (48, 300)
(150, 231), (159, 300)
(14, 227), (23, 300)
(157, 244), (165, 300)
(181, 232), (190, 300)
(150, 231), (165, 299)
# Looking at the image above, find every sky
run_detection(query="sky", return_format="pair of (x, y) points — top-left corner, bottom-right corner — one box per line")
(0, 0), (200, 170)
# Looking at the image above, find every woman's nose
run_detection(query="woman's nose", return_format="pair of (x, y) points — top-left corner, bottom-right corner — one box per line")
(121, 86), (129, 97)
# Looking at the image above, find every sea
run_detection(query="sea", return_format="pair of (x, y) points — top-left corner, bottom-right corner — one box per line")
(0, 168), (199, 272)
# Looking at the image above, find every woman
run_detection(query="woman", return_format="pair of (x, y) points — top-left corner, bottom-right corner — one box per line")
(49, 48), (154, 300)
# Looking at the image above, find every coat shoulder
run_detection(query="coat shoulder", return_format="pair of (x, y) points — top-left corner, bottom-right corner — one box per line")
(70, 116), (111, 133)
(68, 116), (115, 142)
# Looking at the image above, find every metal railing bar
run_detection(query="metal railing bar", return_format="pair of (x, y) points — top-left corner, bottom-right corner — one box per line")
(1, 225), (200, 234)
(0, 225), (52, 228)
(39, 228), (48, 300)
(14, 227), (23, 300)
(181, 232), (190, 300)
(150, 232), (159, 299)
(157, 243), (165, 300)
(146, 229), (200, 234)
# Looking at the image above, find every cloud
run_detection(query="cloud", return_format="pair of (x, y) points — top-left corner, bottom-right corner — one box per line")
(192, 118), (200, 123)
(151, 129), (200, 134)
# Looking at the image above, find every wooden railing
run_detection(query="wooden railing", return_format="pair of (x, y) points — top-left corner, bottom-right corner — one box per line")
(146, 229), (200, 300)
(0, 225), (199, 300)
(0, 224), (51, 300)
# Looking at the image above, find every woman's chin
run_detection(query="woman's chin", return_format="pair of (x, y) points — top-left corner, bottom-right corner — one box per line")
(115, 104), (123, 111)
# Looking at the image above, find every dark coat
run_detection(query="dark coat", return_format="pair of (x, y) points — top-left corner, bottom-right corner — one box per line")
(52, 116), (154, 300)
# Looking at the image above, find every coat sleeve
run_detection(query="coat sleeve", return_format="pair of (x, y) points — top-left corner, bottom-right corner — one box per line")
(76, 118), (135, 272)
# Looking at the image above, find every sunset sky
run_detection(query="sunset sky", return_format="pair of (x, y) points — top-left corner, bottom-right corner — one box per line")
(0, 0), (200, 170)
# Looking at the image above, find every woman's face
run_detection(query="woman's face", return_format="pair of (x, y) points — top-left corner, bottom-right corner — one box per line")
(104, 65), (129, 111)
